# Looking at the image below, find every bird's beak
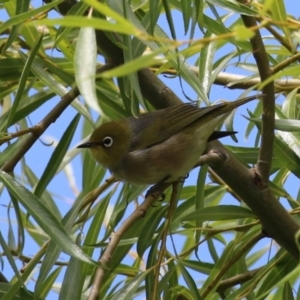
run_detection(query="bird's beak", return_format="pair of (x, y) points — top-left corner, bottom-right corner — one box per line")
(77, 142), (97, 148)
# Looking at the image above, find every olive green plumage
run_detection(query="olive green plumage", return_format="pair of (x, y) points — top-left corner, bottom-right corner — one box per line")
(78, 95), (260, 185)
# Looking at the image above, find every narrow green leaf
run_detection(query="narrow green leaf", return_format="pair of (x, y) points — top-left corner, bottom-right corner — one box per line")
(145, 233), (162, 299)
(3, 0), (45, 50)
(0, 171), (96, 265)
(260, 65), (300, 89)
(200, 241), (236, 297)
(0, 137), (27, 167)
(181, 260), (214, 275)
(206, 0), (258, 15)
(208, 238), (220, 263)
(80, 194), (112, 284)
(107, 0), (159, 56)
(2, 241), (46, 300)
(282, 88), (298, 119)
(158, 264), (177, 296)
(233, 25), (255, 41)
(149, 0), (162, 34)
(35, 190), (89, 296)
(195, 164), (208, 246)
(0, 89), (55, 132)
(181, 0), (192, 34)
(54, 2), (88, 49)
(7, 204), (17, 251)
(36, 16), (143, 37)
(110, 270), (151, 300)
(38, 267), (62, 299)
(282, 281), (294, 300)
(177, 261), (202, 300)
(256, 252), (296, 300)
(0, 0), (64, 34)
(0, 284), (43, 300)
(137, 206), (167, 257)
(162, 0), (176, 40)
(274, 135), (300, 178)
(269, 0), (292, 48)
(59, 234), (83, 300)
(199, 31), (216, 95)
(1, 24), (21, 55)
(99, 46), (169, 78)
(202, 14), (251, 51)
(0, 231), (26, 291)
(6, 33), (43, 130)
(0, 0), (30, 54)
(25, 165), (61, 220)
(34, 114), (80, 198)
(245, 115), (300, 132)
(75, 26), (100, 113)
(154, 24), (209, 103)
(182, 205), (255, 222)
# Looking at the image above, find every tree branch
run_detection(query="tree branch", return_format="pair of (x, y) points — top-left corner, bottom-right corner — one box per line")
(240, 12), (275, 183)
(1, 64), (114, 173)
(153, 67), (300, 92)
(216, 267), (262, 296)
(201, 232), (264, 298)
(1, 86), (79, 173)
(207, 142), (300, 258)
(87, 186), (168, 300)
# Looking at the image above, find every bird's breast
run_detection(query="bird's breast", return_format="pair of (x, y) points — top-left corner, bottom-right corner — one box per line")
(110, 130), (207, 185)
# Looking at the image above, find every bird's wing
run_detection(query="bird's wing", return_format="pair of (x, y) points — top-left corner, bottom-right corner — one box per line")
(129, 103), (224, 150)
(129, 95), (259, 150)
(159, 103), (223, 137)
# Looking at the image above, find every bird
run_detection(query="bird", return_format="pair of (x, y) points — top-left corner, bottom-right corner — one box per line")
(78, 95), (261, 187)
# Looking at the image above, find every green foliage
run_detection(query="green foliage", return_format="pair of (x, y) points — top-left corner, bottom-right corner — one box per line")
(0, 0), (299, 299)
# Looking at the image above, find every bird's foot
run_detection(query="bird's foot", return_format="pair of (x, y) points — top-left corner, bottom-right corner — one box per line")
(146, 185), (165, 201)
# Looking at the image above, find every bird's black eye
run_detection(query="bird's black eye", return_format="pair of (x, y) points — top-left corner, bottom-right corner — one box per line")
(102, 136), (113, 148)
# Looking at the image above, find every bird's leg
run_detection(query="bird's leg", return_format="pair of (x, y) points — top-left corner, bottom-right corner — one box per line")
(146, 175), (171, 200)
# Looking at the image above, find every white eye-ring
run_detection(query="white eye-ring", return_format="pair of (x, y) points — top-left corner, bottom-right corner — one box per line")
(102, 136), (113, 148)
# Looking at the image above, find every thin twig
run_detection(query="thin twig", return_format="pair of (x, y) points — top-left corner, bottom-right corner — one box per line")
(200, 232), (264, 298)
(152, 182), (181, 299)
(1, 64), (113, 173)
(88, 184), (169, 300)
(272, 52), (300, 73)
(151, 66), (300, 92)
(263, 24), (294, 53)
(0, 127), (40, 146)
(75, 177), (117, 226)
(216, 267), (262, 296)
(1, 86), (79, 173)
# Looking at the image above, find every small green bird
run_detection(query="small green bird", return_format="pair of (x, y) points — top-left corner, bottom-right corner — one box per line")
(78, 95), (260, 185)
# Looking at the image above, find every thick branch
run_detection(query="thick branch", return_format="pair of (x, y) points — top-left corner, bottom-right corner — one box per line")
(207, 142), (300, 259)
(94, 30), (182, 108)
(240, 13), (275, 183)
